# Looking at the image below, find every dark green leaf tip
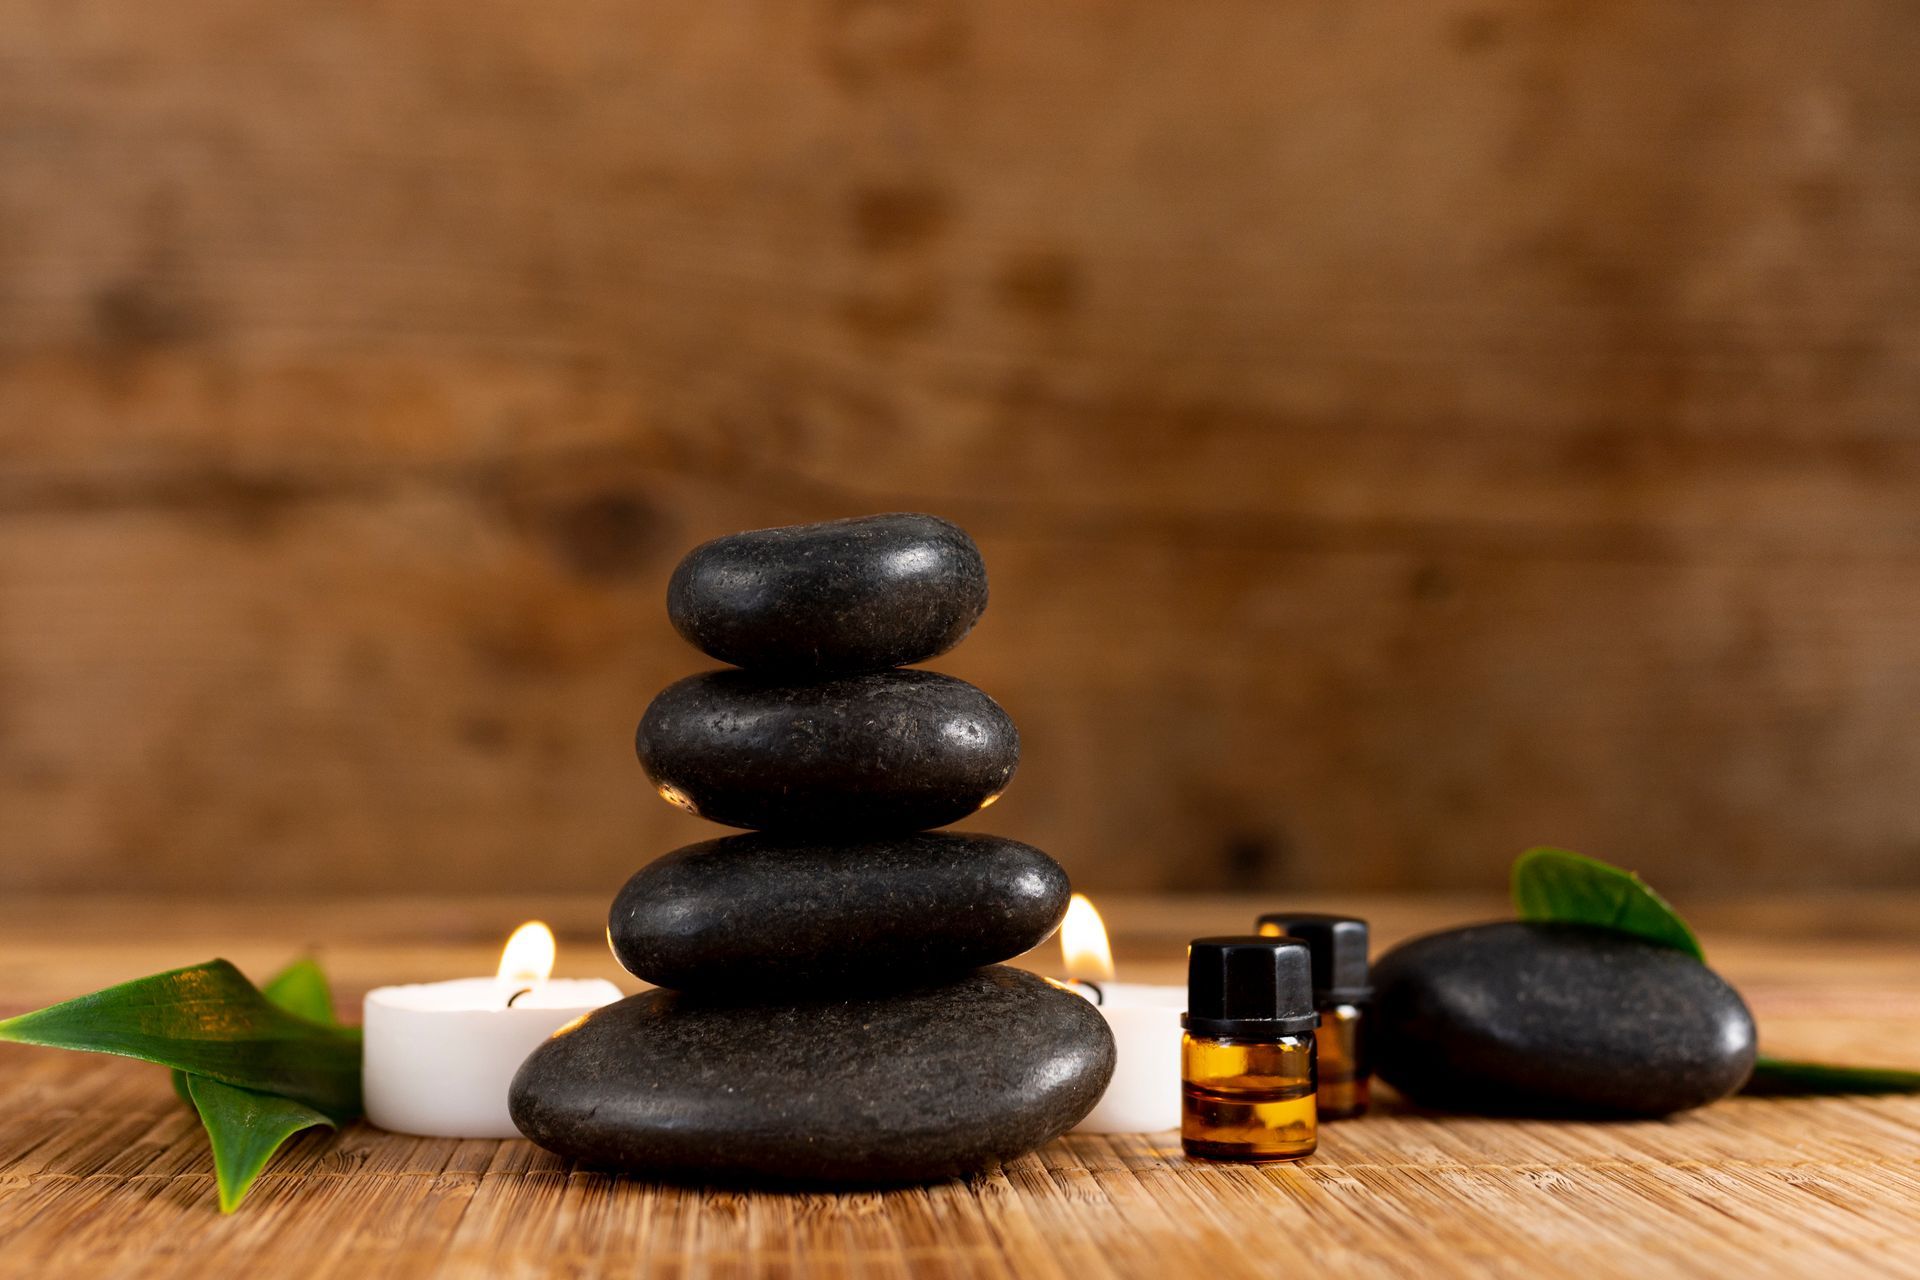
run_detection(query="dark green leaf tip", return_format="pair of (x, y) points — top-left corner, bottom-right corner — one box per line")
(186, 1074), (336, 1213)
(1744, 1054), (1920, 1097)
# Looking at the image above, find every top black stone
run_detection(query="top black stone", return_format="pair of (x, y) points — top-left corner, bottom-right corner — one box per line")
(667, 513), (989, 674)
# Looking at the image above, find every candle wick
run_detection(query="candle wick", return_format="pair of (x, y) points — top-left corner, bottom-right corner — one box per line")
(1080, 981), (1105, 1006)
(506, 988), (534, 1008)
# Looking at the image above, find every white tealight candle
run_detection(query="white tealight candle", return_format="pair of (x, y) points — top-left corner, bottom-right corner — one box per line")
(1059, 896), (1186, 1134)
(362, 922), (623, 1139)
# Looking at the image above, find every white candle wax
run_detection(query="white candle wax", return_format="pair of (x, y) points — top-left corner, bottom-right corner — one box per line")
(362, 977), (623, 1138)
(1068, 980), (1186, 1134)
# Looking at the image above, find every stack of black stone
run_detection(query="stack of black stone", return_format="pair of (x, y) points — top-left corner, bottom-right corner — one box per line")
(511, 514), (1115, 1185)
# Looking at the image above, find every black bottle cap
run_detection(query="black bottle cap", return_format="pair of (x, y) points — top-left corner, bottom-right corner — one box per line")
(1182, 936), (1320, 1038)
(1255, 912), (1372, 1003)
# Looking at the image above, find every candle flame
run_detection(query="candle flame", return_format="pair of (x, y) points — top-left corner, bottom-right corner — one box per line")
(497, 921), (557, 984)
(1060, 894), (1115, 984)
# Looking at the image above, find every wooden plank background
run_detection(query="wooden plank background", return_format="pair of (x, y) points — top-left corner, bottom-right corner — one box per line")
(2, 1), (1919, 894)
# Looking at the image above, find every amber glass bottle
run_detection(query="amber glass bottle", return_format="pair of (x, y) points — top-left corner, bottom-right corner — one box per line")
(1257, 913), (1372, 1120)
(1311, 1002), (1368, 1119)
(1181, 937), (1319, 1163)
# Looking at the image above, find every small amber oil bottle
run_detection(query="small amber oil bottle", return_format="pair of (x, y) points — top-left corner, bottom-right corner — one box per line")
(1257, 912), (1372, 1120)
(1181, 936), (1320, 1163)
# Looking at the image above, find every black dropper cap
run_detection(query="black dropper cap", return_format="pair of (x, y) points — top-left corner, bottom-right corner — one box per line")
(1256, 912), (1371, 1004)
(1183, 936), (1319, 1038)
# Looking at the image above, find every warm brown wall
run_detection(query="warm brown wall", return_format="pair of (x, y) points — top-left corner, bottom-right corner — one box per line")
(2, 1), (1918, 895)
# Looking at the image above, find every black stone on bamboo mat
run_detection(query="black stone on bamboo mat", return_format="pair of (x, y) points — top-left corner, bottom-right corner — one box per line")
(509, 966), (1115, 1185)
(635, 668), (1018, 832)
(668, 513), (988, 675)
(1370, 922), (1757, 1117)
(609, 832), (1070, 993)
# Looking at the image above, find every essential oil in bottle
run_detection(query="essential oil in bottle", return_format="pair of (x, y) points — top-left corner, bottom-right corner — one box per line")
(1181, 936), (1319, 1163)
(1256, 912), (1372, 1120)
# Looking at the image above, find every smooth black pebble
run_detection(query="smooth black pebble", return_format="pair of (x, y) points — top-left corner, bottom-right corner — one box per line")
(609, 832), (1069, 993)
(636, 669), (1018, 832)
(668, 513), (989, 675)
(1371, 921), (1757, 1117)
(509, 966), (1115, 1185)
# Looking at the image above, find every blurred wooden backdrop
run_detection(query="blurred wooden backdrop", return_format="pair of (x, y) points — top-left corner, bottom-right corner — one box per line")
(2, 0), (1918, 895)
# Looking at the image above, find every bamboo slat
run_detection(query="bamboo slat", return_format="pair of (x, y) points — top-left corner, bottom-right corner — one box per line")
(2, 894), (1919, 1279)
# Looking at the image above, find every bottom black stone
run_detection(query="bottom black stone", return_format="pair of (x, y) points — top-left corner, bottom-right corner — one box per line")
(509, 966), (1116, 1185)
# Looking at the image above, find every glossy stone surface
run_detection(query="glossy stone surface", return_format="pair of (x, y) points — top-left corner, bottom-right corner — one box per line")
(509, 966), (1115, 1185)
(668, 513), (989, 675)
(609, 832), (1070, 992)
(1371, 922), (1757, 1117)
(636, 669), (1018, 832)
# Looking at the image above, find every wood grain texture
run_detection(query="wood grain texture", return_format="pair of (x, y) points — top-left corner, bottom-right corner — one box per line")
(4, 894), (1920, 1279)
(2, 2), (1920, 892)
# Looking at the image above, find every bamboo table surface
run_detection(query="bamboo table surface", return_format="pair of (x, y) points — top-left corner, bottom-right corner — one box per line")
(3, 892), (1920, 1280)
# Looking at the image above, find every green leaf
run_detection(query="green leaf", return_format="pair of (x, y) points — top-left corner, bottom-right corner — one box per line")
(261, 957), (338, 1027)
(169, 955), (345, 1114)
(1743, 1054), (1920, 1096)
(178, 957), (349, 1212)
(185, 1074), (336, 1213)
(0, 959), (361, 1121)
(1511, 846), (1705, 960)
